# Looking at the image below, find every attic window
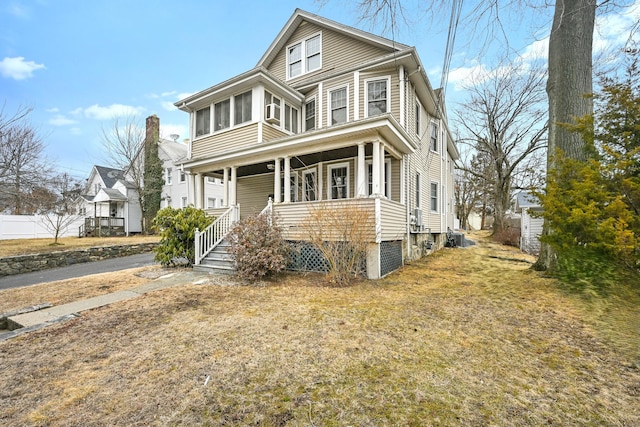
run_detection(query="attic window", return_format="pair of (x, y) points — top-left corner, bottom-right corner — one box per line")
(287, 33), (322, 79)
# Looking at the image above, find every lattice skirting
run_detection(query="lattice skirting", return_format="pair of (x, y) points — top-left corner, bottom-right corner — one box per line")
(380, 240), (403, 277)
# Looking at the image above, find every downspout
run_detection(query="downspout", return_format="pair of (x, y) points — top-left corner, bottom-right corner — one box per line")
(399, 66), (411, 258)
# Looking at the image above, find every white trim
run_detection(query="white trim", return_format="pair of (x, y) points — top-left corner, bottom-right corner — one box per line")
(327, 161), (350, 200)
(327, 84), (349, 127)
(353, 71), (360, 121)
(286, 31), (322, 80)
(364, 75), (391, 118)
(302, 167), (318, 201)
(366, 158), (391, 197)
(304, 96), (317, 132)
(430, 181), (439, 213)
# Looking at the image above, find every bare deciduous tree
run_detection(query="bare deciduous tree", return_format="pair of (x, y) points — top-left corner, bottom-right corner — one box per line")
(101, 115), (147, 231)
(0, 105), (53, 214)
(455, 61), (548, 235)
(38, 173), (83, 244)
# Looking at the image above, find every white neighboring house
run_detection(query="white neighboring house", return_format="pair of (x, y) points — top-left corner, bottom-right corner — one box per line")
(78, 165), (143, 236)
(159, 136), (225, 210)
(515, 190), (543, 254)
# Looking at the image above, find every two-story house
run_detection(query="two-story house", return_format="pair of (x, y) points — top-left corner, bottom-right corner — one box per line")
(78, 165), (142, 236)
(79, 115), (224, 237)
(175, 9), (459, 278)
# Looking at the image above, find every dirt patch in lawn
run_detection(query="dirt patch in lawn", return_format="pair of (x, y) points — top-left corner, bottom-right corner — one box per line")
(1, 233), (638, 426)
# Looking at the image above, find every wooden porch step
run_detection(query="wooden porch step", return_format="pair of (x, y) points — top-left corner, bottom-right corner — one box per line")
(196, 239), (235, 273)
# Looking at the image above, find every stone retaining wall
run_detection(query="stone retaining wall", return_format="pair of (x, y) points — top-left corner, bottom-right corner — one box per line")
(0, 243), (158, 278)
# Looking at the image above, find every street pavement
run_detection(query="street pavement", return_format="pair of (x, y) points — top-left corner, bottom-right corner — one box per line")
(0, 253), (156, 290)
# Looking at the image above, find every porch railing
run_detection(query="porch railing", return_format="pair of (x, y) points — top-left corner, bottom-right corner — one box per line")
(79, 216), (125, 237)
(194, 205), (239, 265)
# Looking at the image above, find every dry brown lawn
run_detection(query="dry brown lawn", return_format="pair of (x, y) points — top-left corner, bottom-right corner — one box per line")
(0, 235), (160, 258)
(1, 232), (638, 426)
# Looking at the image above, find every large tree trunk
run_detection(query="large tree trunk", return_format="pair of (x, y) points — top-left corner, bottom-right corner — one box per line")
(536, 0), (596, 270)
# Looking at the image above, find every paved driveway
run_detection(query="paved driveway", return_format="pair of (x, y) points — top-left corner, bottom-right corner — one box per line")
(0, 253), (156, 290)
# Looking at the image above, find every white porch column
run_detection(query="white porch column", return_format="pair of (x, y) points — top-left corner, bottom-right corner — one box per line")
(372, 140), (381, 196)
(230, 166), (237, 206)
(274, 158), (281, 203)
(357, 142), (366, 197)
(283, 156), (291, 203)
(379, 143), (386, 197)
(223, 167), (229, 207)
(195, 173), (203, 209)
(187, 173), (196, 206)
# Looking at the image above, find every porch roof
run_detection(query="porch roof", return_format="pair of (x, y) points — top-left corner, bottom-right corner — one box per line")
(182, 114), (415, 175)
(92, 188), (128, 203)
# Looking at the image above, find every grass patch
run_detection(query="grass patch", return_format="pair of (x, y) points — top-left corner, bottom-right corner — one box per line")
(0, 235), (160, 258)
(0, 232), (638, 425)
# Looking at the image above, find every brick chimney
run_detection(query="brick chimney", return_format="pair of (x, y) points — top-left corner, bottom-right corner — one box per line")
(145, 114), (160, 145)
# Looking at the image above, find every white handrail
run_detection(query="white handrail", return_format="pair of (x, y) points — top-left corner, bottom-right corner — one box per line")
(194, 205), (239, 265)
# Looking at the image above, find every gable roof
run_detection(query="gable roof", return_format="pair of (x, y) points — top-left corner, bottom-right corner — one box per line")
(515, 191), (541, 212)
(159, 138), (188, 162)
(257, 8), (410, 69)
(94, 165), (125, 189)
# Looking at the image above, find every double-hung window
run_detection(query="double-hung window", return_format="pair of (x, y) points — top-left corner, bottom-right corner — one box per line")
(304, 99), (316, 131)
(430, 182), (439, 212)
(287, 33), (322, 79)
(303, 168), (317, 201)
(165, 168), (172, 185)
(265, 91), (281, 123)
(330, 87), (347, 125)
(415, 172), (421, 208)
(234, 91), (252, 125)
(430, 122), (439, 152)
(214, 99), (230, 131)
(284, 104), (299, 133)
(328, 163), (349, 199)
(195, 107), (210, 136)
(366, 78), (389, 117)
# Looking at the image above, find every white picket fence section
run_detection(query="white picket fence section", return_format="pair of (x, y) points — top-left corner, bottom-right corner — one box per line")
(0, 214), (85, 240)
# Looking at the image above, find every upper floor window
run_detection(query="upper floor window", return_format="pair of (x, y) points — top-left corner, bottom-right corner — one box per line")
(287, 33), (322, 79)
(305, 98), (316, 131)
(265, 91), (281, 124)
(284, 104), (299, 133)
(415, 100), (421, 136)
(180, 171), (186, 183)
(214, 99), (230, 131)
(430, 122), (439, 152)
(366, 78), (389, 117)
(196, 107), (210, 137)
(330, 87), (348, 125)
(234, 91), (252, 125)
(165, 167), (172, 185)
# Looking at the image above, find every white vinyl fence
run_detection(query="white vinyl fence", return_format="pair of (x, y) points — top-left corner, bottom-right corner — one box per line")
(0, 214), (85, 240)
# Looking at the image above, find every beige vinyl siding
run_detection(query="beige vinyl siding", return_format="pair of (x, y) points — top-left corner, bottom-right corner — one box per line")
(237, 173), (274, 220)
(267, 22), (394, 83)
(191, 124), (259, 160)
(390, 158), (401, 201)
(275, 198), (377, 241)
(262, 124), (288, 142)
(379, 198), (406, 241)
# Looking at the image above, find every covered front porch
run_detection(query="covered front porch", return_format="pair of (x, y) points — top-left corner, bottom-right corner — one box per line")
(185, 117), (416, 278)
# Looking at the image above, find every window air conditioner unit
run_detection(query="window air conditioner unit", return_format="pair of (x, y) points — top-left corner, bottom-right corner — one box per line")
(265, 103), (280, 124)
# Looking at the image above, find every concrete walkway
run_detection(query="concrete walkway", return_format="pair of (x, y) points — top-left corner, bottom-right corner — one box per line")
(1, 269), (213, 341)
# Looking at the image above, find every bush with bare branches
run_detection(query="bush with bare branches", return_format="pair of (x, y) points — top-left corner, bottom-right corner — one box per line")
(302, 202), (375, 286)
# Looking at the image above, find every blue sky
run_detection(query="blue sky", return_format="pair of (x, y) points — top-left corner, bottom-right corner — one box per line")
(1, 0), (638, 181)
